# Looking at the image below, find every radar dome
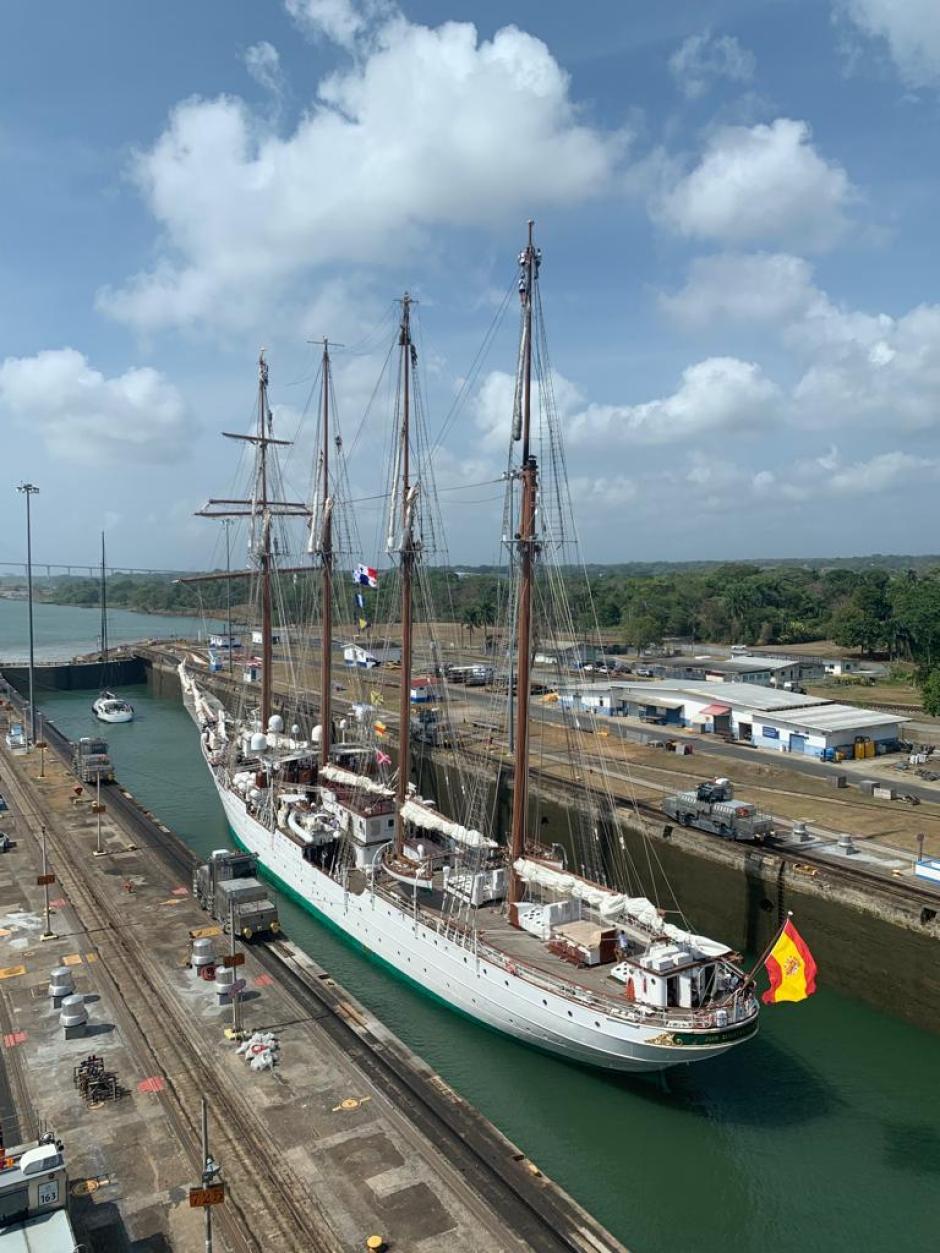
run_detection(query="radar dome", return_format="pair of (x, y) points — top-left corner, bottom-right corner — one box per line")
(291, 724), (301, 737)
(250, 732), (268, 753)
(267, 714), (284, 734)
(311, 725), (323, 744)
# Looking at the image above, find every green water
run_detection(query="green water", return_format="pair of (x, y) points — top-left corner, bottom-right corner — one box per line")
(35, 683), (940, 1252)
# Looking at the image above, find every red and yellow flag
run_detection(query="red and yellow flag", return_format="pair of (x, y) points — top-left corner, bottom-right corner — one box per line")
(762, 918), (817, 1004)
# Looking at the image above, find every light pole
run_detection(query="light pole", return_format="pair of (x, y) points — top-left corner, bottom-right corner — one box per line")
(221, 520), (233, 675)
(39, 824), (55, 941)
(17, 483), (39, 745)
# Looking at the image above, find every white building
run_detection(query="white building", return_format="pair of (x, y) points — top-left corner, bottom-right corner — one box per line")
(561, 679), (907, 758)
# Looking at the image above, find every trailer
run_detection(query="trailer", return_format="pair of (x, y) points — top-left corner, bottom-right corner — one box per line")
(71, 737), (115, 784)
(662, 778), (772, 842)
(193, 849), (280, 940)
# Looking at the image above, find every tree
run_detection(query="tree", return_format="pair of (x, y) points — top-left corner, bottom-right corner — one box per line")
(920, 668), (940, 717)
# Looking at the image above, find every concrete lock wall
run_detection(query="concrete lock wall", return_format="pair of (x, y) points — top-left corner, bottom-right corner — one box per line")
(1, 657), (146, 693)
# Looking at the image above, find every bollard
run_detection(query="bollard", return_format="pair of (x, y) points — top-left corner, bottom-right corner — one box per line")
(59, 993), (88, 1040)
(48, 966), (75, 1009)
(215, 966), (235, 1007)
(191, 937), (215, 972)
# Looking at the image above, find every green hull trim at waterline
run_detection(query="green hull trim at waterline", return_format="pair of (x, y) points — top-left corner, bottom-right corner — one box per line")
(228, 828), (756, 1067)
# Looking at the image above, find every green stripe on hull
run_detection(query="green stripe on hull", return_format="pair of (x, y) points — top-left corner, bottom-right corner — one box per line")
(229, 828), (754, 1069)
(227, 828), (503, 1037)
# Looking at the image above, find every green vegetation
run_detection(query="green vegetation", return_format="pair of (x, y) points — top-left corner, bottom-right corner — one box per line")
(24, 560), (940, 709)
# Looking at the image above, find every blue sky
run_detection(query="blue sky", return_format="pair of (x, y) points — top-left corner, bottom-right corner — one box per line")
(2, 0), (940, 571)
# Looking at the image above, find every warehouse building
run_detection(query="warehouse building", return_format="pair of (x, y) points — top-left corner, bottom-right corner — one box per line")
(559, 679), (907, 757)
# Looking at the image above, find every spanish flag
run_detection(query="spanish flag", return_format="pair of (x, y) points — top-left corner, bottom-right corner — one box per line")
(762, 918), (817, 1004)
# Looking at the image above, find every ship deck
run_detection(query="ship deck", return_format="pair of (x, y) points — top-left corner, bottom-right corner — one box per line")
(376, 880), (658, 1017)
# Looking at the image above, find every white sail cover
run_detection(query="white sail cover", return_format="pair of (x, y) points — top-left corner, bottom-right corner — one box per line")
(513, 859), (663, 930)
(319, 763), (394, 798)
(663, 923), (731, 958)
(400, 800), (497, 850)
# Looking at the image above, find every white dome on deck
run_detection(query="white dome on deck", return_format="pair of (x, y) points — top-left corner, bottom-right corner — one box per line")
(268, 714), (284, 734)
(250, 732), (268, 753)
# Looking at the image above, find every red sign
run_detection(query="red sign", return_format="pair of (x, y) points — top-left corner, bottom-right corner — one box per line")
(36, 874), (55, 886)
(221, 953), (245, 968)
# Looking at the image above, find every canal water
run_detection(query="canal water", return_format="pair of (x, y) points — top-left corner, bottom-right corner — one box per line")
(30, 681), (940, 1253)
(0, 597), (220, 663)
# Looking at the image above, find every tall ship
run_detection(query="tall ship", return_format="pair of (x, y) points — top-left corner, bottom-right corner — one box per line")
(180, 227), (759, 1071)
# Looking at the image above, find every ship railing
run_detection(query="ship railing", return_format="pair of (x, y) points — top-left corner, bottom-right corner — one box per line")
(370, 884), (758, 1031)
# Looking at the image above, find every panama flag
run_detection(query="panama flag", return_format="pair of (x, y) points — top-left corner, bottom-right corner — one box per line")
(762, 917), (817, 1004)
(353, 564), (378, 588)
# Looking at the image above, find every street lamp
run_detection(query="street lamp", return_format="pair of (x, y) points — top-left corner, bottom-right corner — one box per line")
(17, 483), (39, 744)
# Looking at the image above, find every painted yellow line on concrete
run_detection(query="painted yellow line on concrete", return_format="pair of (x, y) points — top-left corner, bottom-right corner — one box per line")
(0, 966), (26, 980)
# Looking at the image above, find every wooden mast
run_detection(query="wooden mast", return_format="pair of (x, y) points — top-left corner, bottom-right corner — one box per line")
(192, 355), (307, 719)
(508, 221), (538, 925)
(318, 340), (333, 770)
(257, 353), (274, 732)
(394, 294), (415, 858)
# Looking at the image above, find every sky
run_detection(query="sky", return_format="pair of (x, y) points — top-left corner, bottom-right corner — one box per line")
(2, 0), (940, 572)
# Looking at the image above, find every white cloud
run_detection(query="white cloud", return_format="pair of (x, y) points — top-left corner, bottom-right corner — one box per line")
(475, 357), (778, 450)
(244, 41), (284, 96)
(663, 252), (940, 432)
(569, 475), (638, 508)
(827, 450), (937, 494)
(569, 357), (780, 444)
(0, 348), (188, 465)
(837, 0), (940, 89)
(285, 0), (380, 49)
(661, 252), (819, 327)
(658, 118), (854, 251)
(100, 16), (624, 332)
(669, 31), (756, 100)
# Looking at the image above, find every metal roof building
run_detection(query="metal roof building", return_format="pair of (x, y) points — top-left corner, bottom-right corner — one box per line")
(560, 679), (907, 757)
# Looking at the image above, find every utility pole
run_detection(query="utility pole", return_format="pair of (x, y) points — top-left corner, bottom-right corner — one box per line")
(92, 774), (107, 857)
(193, 1096), (224, 1253)
(17, 484), (39, 745)
(38, 824), (55, 941)
(228, 897), (242, 1036)
(36, 712), (45, 779)
(221, 520), (234, 675)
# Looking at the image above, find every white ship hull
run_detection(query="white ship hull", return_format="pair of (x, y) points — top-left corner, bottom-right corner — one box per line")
(205, 762), (756, 1073)
(94, 708), (134, 724)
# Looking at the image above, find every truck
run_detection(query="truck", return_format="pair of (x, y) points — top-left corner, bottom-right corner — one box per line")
(72, 737), (115, 784)
(662, 778), (772, 842)
(193, 849), (280, 941)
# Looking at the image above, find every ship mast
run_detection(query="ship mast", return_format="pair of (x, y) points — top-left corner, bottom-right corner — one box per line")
(191, 353), (309, 732)
(394, 295), (417, 857)
(508, 222), (539, 925)
(317, 340), (333, 769)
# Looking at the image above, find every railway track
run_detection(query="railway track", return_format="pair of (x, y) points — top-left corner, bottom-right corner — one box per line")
(16, 700), (623, 1253)
(2, 734), (335, 1252)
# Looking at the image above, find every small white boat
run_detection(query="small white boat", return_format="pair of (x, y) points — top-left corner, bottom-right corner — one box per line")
(93, 692), (134, 724)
